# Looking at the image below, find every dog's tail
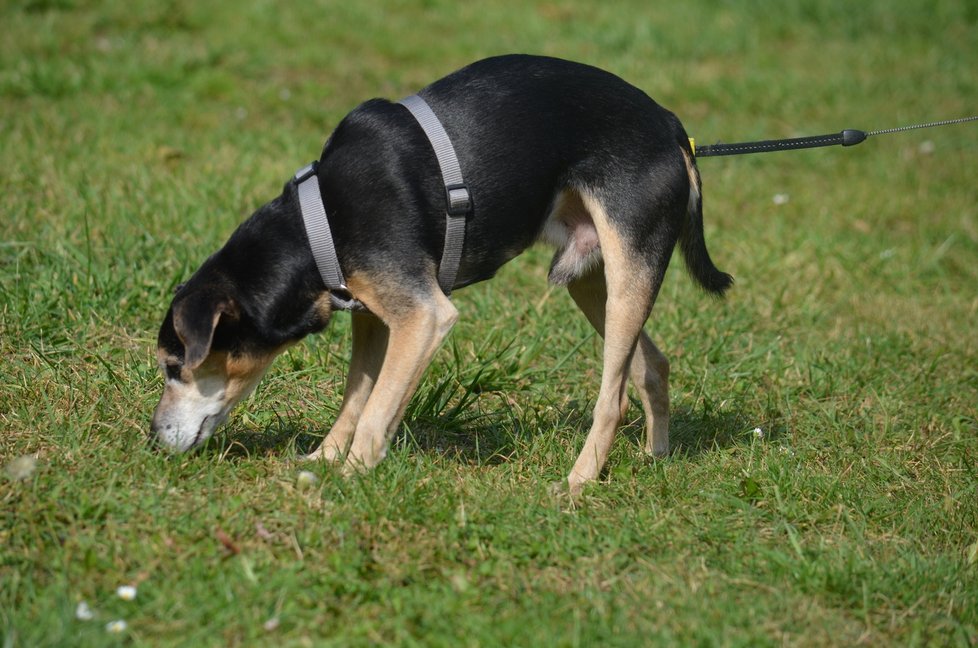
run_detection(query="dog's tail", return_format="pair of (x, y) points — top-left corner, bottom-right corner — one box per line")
(678, 144), (733, 296)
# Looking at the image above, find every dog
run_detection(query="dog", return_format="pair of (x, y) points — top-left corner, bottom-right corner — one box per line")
(151, 54), (732, 494)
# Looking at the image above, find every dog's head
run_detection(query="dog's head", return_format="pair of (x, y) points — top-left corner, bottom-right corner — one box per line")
(151, 281), (275, 452)
(150, 187), (338, 451)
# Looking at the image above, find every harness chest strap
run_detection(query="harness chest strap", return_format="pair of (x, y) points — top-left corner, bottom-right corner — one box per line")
(295, 94), (471, 311)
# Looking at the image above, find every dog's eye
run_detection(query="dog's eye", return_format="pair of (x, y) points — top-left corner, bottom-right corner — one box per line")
(165, 363), (183, 382)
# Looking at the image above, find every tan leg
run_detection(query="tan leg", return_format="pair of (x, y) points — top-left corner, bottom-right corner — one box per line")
(632, 335), (670, 457)
(567, 272), (670, 458)
(343, 288), (458, 472)
(304, 311), (388, 462)
(565, 192), (661, 495)
(566, 290), (644, 493)
(568, 271), (629, 417)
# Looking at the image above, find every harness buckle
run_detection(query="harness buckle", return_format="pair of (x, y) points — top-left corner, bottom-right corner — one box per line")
(445, 183), (472, 216)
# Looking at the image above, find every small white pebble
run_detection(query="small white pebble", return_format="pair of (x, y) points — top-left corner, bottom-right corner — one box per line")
(263, 616), (281, 632)
(772, 193), (789, 206)
(116, 585), (137, 601)
(105, 620), (127, 634)
(75, 601), (94, 621)
(918, 140), (935, 155)
(449, 571), (470, 593)
(753, 427), (764, 439)
(5, 455), (37, 481)
(296, 470), (318, 489)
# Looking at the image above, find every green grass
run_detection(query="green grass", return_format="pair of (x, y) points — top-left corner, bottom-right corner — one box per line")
(2, 0), (977, 645)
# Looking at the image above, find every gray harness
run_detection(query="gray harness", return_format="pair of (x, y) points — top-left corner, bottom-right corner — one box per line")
(295, 94), (471, 312)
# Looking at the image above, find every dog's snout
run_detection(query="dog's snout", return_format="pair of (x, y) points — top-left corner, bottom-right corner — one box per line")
(149, 402), (183, 450)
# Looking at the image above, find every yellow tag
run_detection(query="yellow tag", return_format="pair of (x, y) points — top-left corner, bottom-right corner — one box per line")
(688, 137), (696, 155)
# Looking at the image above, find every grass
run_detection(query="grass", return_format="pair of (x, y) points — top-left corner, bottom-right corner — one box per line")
(2, 0), (977, 645)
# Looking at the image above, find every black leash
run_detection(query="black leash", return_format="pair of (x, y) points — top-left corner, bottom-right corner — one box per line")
(693, 115), (978, 158)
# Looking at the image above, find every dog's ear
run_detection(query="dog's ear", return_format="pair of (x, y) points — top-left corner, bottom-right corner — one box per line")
(172, 288), (240, 370)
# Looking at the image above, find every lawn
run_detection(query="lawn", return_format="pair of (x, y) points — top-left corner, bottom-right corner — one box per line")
(2, 0), (976, 645)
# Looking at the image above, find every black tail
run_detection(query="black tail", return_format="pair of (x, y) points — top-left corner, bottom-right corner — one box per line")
(679, 146), (733, 296)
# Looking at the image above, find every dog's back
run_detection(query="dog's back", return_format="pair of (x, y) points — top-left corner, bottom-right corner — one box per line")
(320, 54), (728, 293)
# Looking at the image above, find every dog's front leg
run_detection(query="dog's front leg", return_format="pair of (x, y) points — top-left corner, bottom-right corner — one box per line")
(305, 311), (388, 462)
(343, 290), (458, 472)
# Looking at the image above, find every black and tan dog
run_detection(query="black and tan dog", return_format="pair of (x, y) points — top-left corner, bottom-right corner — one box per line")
(151, 55), (731, 493)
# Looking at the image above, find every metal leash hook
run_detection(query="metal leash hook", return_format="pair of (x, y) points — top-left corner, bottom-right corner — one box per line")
(691, 115), (978, 158)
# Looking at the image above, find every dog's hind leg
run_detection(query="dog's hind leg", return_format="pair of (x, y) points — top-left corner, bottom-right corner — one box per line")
(305, 311), (388, 462)
(567, 270), (671, 459)
(341, 275), (458, 472)
(631, 335), (670, 457)
(565, 191), (668, 495)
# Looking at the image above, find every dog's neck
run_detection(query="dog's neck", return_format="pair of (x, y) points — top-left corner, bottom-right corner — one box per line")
(213, 189), (335, 345)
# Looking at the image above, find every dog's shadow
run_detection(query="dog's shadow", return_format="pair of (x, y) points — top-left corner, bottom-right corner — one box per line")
(653, 404), (780, 460)
(405, 399), (769, 465)
(207, 395), (770, 465)
(214, 400), (764, 465)
(207, 422), (322, 461)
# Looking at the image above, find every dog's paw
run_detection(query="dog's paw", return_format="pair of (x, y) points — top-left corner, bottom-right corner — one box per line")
(301, 443), (344, 464)
(644, 440), (670, 458)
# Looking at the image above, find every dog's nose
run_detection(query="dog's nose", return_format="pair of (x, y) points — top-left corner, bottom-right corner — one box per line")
(147, 417), (167, 449)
